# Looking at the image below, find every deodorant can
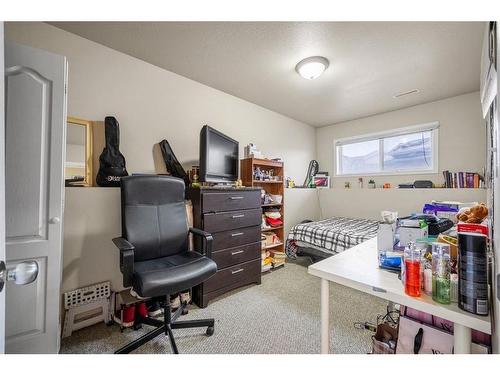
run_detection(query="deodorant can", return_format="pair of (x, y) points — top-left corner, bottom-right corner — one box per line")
(457, 233), (489, 315)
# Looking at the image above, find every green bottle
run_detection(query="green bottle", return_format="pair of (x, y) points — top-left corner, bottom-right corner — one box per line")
(432, 243), (451, 304)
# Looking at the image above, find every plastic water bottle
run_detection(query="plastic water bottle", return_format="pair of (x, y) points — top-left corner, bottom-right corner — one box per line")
(404, 242), (421, 297)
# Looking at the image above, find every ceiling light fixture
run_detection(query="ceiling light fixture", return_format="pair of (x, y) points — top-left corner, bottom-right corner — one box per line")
(393, 89), (419, 98)
(295, 56), (329, 80)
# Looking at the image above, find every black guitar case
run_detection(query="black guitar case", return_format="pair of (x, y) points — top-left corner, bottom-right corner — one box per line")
(159, 139), (190, 188)
(96, 116), (129, 187)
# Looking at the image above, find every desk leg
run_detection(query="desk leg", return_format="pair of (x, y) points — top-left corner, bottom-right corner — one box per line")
(454, 323), (471, 354)
(321, 278), (330, 354)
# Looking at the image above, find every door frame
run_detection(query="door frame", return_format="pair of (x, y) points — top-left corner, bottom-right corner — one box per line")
(0, 21), (6, 354)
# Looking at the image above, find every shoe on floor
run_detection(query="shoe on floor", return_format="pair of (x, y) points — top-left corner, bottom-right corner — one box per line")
(147, 299), (162, 317)
(180, 291), (191, 304)
(136, 301), (148, 318)
(113, 304), (135, 328)
(130, 288), (147, 300)
(170, 295), (181, 311)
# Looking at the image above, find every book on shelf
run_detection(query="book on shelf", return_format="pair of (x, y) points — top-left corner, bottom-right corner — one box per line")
(442, 170), (484, 188)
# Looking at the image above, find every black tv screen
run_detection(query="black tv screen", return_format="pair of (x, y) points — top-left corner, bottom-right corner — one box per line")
(199, 125), (239, 183)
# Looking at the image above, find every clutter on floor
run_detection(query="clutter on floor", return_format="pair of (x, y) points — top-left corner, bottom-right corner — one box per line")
(62, 281), (112, 338)
(60, 262), (387, 354)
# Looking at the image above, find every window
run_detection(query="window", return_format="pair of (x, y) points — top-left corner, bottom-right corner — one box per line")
(335, 122), (439, 176)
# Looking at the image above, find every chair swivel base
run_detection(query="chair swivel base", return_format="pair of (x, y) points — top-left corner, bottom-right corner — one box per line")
(115, 298), (215, 354)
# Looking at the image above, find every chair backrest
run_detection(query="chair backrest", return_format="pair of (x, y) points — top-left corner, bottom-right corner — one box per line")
(121, 175), (188, 262)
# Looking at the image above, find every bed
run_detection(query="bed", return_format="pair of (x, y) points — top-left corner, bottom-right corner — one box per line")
(286, 216), (379, 261)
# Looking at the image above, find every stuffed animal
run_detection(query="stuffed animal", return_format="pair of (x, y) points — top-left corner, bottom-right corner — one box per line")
(456, 203), (488, 223)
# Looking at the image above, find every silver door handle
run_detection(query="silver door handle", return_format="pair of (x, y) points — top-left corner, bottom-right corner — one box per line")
(231, 232), (244, 237)
(232, 214), (245, 219)
(0, 261), (39, 288)
(230, 196), (244, 200)
(0, 261), (5, 292)
(231, 250), (244, 256)
(231, 268), (244, 274)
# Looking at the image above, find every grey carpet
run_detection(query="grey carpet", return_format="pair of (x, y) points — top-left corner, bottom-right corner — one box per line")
(60, 259), (387, 354)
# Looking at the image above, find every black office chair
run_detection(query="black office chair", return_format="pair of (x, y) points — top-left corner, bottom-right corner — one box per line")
(112, 175), (217, 354)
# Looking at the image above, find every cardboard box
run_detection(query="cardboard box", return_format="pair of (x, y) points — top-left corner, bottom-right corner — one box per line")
(399, 225), (428, 246)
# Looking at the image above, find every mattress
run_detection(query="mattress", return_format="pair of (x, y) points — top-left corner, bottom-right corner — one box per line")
(286, 217), (379, 258)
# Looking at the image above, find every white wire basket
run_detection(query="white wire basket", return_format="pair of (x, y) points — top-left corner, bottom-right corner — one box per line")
(63, 281), (111, 310)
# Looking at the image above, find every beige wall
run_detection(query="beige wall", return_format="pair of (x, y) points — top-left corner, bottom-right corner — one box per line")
(316, 92), (485, 188)
(6, 22), (315, 181)
(316, 92), (486, 221)
(5, 22), (317, 293)
(319, 188), (486, 220)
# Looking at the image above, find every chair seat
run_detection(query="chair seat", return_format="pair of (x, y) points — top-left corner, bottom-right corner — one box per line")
(132, 251), (217, 297)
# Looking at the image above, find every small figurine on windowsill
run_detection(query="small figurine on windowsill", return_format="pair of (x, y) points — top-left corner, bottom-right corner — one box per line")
(358, 177), (363, 188)
(368, 179), (376, 189)
(344, 182), (351, 189)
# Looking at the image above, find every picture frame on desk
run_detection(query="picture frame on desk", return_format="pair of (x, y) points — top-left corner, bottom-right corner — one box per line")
(314, 175), (330, 188)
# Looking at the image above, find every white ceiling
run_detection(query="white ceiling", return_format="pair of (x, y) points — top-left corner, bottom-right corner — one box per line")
(50, 22), (485, 127)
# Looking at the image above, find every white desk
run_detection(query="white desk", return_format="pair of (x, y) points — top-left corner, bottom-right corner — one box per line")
(308, 237), (492, 354)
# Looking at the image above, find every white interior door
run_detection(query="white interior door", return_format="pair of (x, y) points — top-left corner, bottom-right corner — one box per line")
(4, 42), (67, 353)
(0, 21), (6, 355)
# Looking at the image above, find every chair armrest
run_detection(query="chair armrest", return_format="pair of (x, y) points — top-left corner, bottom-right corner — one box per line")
(189, 227), (213, 255)
(112, 237), (135, 287)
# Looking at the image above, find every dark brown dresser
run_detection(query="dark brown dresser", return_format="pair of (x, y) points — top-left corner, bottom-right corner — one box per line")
(188, 187), (262, 307)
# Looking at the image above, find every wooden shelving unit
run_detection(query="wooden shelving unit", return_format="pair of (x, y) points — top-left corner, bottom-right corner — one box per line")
(241, 158), (285, 272)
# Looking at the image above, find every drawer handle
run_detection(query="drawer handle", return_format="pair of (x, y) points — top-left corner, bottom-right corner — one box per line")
(231, 232), (244, 237)
(231, 250), (244, 255)
(231, 268), (244, 274)
(232, 214), (245, 219)
(230, 196), (244, 200)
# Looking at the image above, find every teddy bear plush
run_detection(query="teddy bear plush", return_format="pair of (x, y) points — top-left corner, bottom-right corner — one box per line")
(456, 203), (488, 223)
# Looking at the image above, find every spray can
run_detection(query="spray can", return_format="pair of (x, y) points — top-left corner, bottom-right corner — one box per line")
(458, 233), (488, 315)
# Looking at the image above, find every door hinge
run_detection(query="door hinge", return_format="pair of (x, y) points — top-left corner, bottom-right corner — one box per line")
(498, 273), (500, 301)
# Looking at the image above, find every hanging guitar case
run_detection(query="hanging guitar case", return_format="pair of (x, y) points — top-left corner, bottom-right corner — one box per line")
(159, 139), (190, 188)
(96, 116), (129, 187)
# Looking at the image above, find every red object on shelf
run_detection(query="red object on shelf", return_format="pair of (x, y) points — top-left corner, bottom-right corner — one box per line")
(404, 259), (421, 297)
(457, 223), (488, 237)
(266, 217), (283, 227)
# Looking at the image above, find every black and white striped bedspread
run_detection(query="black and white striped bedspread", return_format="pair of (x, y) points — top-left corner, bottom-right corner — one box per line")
(286, 217), (379, 257)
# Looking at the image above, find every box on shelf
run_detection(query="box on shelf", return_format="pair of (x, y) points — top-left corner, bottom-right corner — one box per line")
(270, 250), (286, 269)
(262, 231), (279, 247)
(399, 221), (428, 247)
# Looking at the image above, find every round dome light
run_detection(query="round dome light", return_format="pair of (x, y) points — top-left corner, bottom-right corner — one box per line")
(295, 56), (329, 80)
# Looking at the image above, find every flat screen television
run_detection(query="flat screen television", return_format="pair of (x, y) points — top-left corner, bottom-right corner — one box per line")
(199, 125), (239, 183)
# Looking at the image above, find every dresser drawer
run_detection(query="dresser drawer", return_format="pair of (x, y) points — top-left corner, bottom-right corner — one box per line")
(203, 208), (261, 233)
(211, 242), (260, 269)
(202, 191), (260, 213)
(203, 258), (261, 293)
(211, 225), (261, 251)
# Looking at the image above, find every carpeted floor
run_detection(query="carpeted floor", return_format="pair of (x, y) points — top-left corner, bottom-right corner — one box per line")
(60, 259), (387, 354)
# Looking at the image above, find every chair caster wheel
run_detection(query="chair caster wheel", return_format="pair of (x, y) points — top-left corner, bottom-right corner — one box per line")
(181, 309), (189, 315)
(206, 326), (214, 336)
(106, 321), (114, 327)
(133, 323), (142, 331)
